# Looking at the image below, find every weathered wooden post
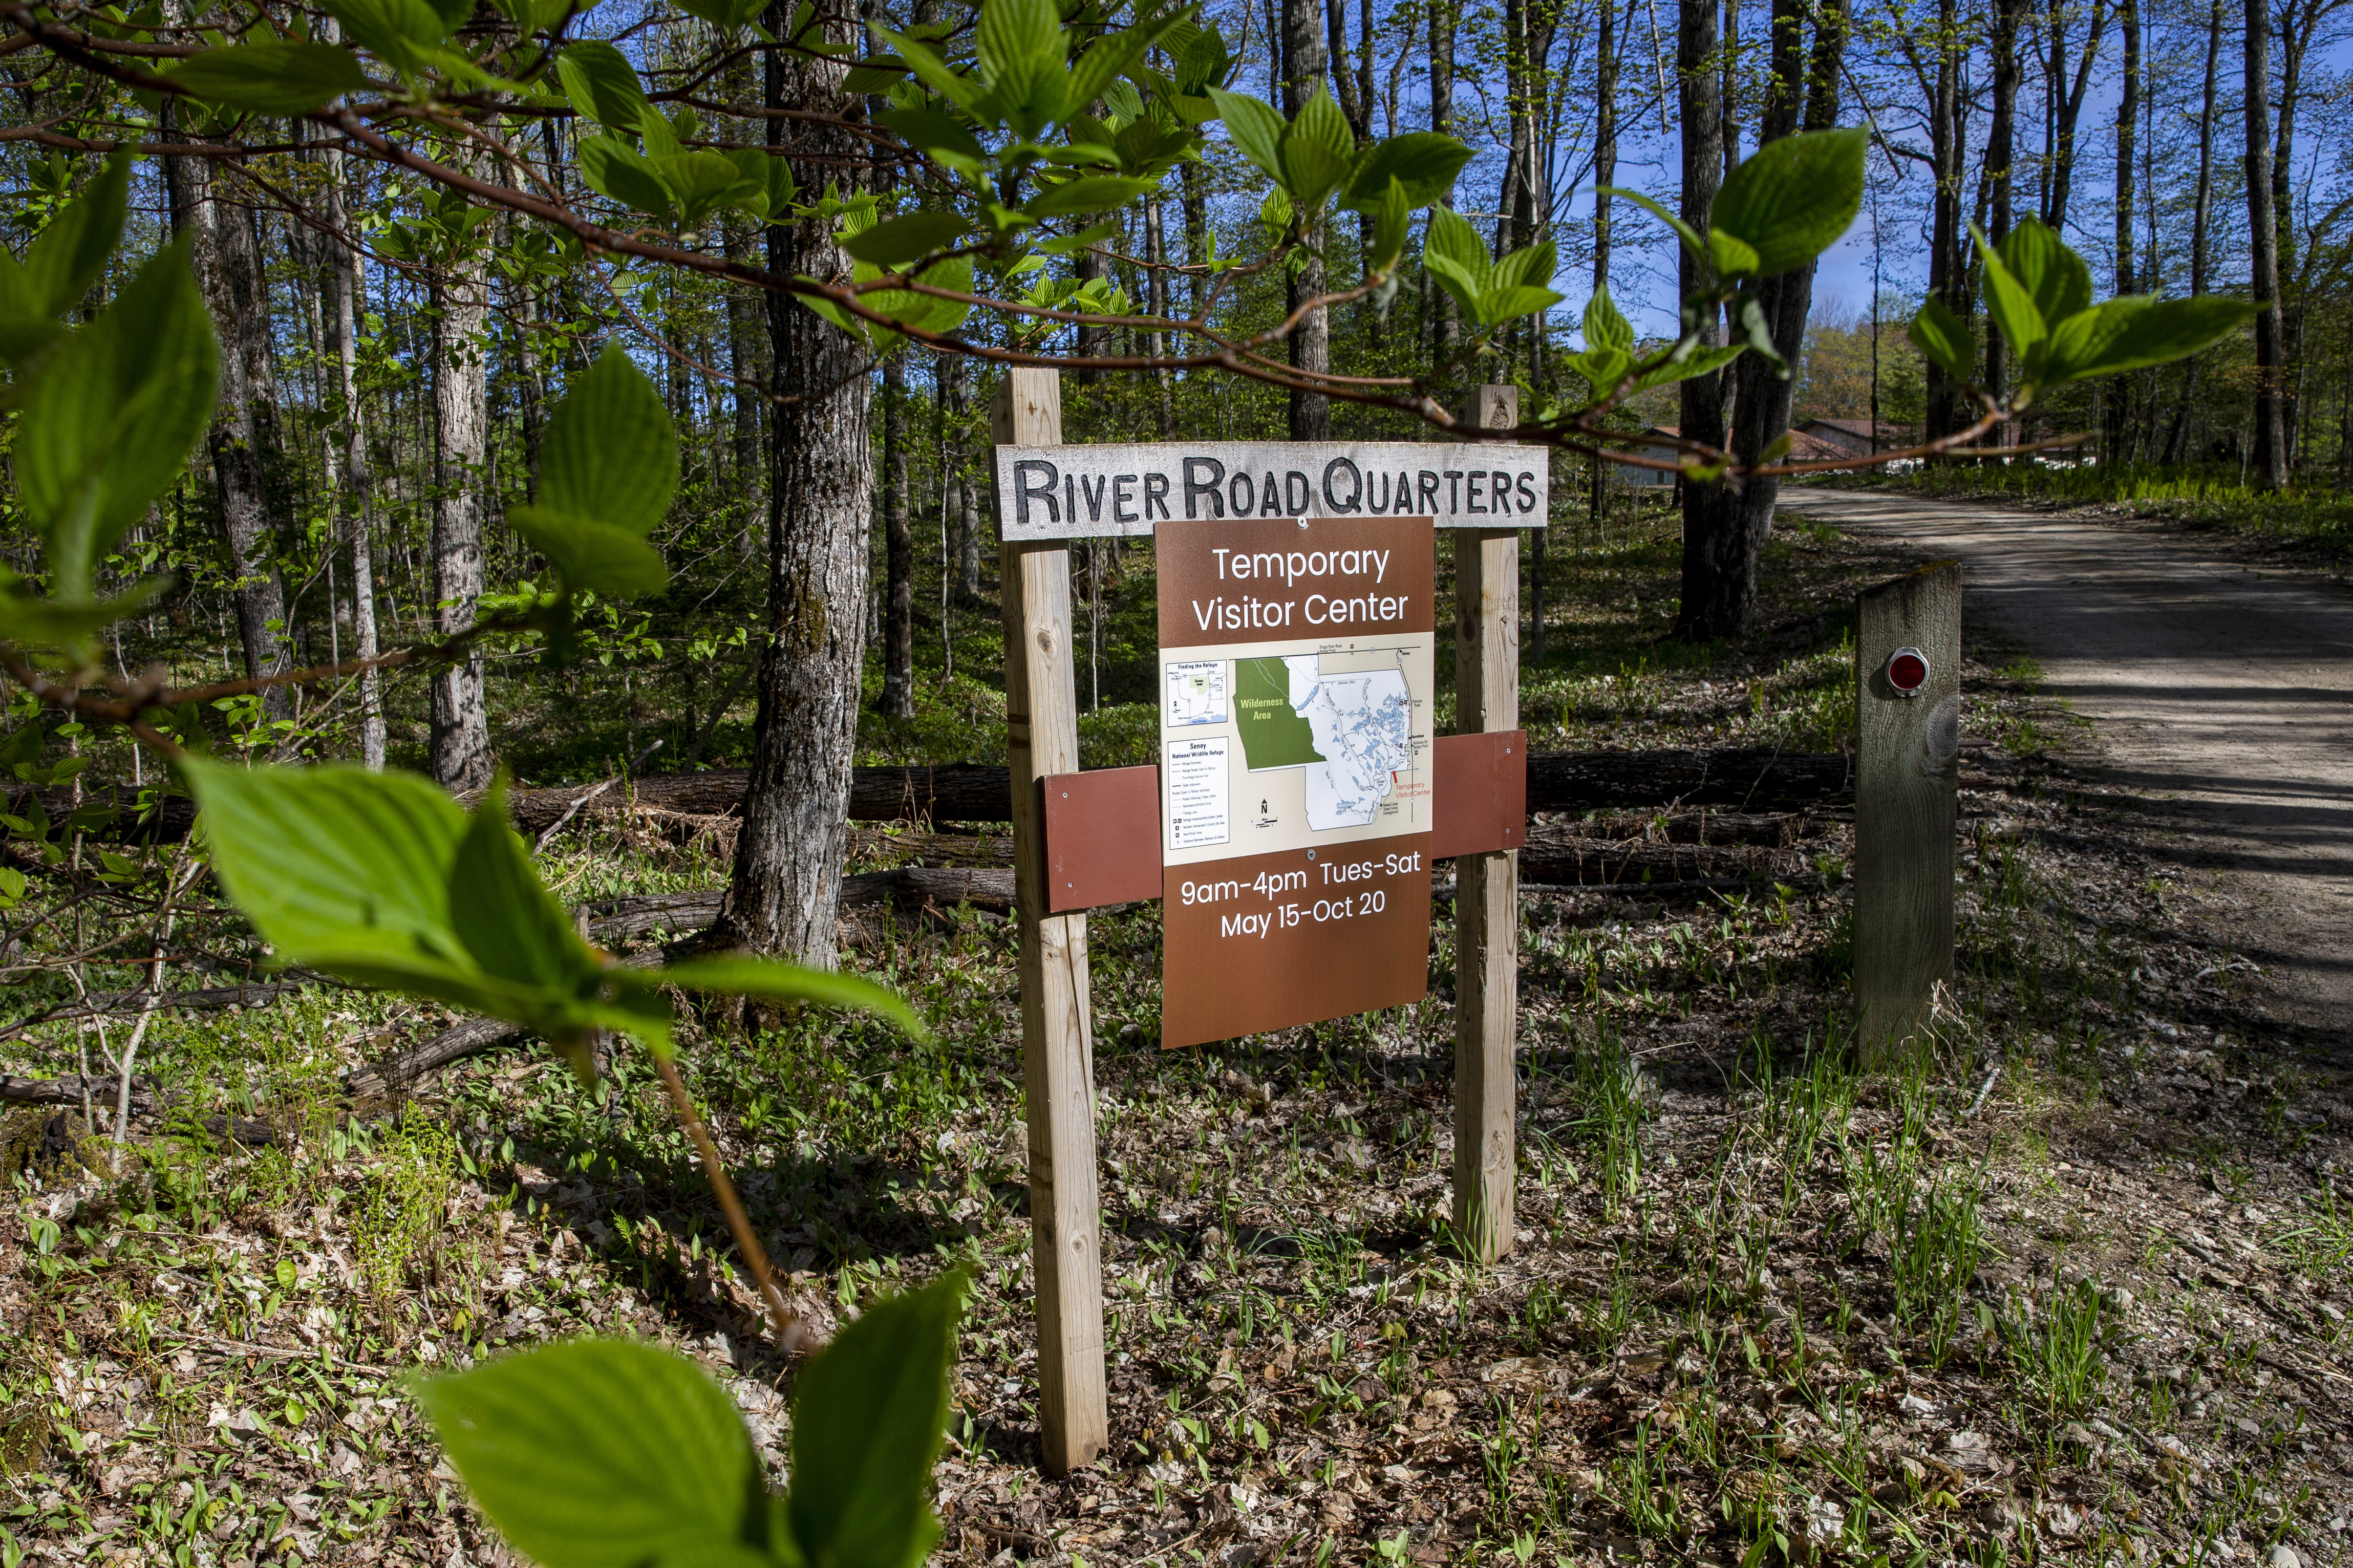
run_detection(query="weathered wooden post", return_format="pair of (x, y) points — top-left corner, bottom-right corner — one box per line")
(990, 369), (1108, 1473)
(1852, 560), (1962, 1052)
(1453, 384), (1520, 1262)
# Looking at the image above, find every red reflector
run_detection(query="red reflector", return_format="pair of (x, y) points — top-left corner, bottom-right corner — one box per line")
(1886, 648), (1930, 693)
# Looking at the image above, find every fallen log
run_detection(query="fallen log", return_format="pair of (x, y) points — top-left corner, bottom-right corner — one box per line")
(24, 748), (1854, 842)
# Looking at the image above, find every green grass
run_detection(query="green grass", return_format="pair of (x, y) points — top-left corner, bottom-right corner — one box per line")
(1822, 461), (2353, 553)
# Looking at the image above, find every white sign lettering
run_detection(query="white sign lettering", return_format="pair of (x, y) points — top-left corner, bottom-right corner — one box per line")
(993, 441), (1550, 539)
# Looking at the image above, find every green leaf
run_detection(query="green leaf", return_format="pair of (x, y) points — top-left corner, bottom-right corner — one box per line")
(511, 509), (671, 597)
(659, 955), (929, 1037)
(180, 757), (469, 977)
(2043, 295), (2257, 381)
(840, 210), (970, 266)
(1206, 89), (1285, 182)
(658, 150), (754, 227)
(1582, 283), (1633, 353)
(1906, 294), (1975, 385)
(672, 0), (770, 30)
(787, 1274), (967, 1568)
(1705, 228), (1760, 277)
(16, 240), (217, 605)
(843, 60), (910, 93)
(1599, 185), (1709, 270)
(1734, 291), (1788, 376)
(320, 0), (451, 71)
(870, 28), (986, 112)
(418, 1339), (778, 1568)
(558, 40), (649, 133)
(976, 0), (1065, 134)
(1626, 340), (1745, 395)
(875, 107), (985, 171)
(1066, 4), (1193, 114)
(418, 0), (473, 37)
(1973, 221), (2047, 370)
(1174, 25), (1229, 95)
(1023, 175), (1155, 218)
(1368, 175), (1410, 273)
(1709, 127), (1867, 276)
(1422, 206), (1490, 292)
(1482, 283), (1565, 325)
(0, 577), (169, 651)
(538, 346), (677, 537)
(11, 152), (130, 325)
(1996, 217), (2091, 327)
(1342, 132), (1472, 211)
(172, 41), (371, 111)
(577, 134), (675, 222)
(450, 778), (601, 1000)
(1281, 85), (1354, 208)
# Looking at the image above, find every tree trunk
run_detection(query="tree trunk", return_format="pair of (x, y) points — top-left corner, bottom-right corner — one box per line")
(719, 9), (876, 963)
(2272, 0), (2312, 468)
(1922, 0), (1969, 445)
(2247, 0), (2287, 488)
(429, 212), (493, 791)
(1143, 197), (1175, 435)
(1427, 0), (1459, 357)
(1283, 0), (1332, 439)
(1672, 0), (1730, 640)
(879, 354), (913, 718)
(2042, 0), (2106, 232)
(1594, 0), (1619, 291)
(166, 141), (294, 715)
(320, 136), (385, 769)
(1984, 0), (2019, 406)
(1707, 0), (1847, 638)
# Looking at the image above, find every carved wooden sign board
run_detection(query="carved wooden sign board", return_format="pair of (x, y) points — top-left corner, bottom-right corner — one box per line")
(987, 377), (1542, 1476)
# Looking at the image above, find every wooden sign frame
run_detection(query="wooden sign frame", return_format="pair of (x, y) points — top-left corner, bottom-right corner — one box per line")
(988, 370), (1534, 1473)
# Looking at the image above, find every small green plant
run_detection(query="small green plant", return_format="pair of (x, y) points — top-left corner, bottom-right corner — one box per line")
(420, 1273), (966, 1568)
(2001, 1278), (2107, 1420)
(353, 1111), (462, 1312)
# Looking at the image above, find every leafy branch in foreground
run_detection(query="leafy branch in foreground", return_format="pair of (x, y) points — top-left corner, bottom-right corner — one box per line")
(419, 1273), (967, 1568)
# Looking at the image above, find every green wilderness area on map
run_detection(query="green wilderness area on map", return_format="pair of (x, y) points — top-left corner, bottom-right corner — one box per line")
(1233, 657), (1325, 770)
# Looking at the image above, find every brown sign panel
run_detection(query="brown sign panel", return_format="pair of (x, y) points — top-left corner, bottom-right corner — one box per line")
(1155, 514), (1439, 1047)
(1161, 838), (1434, 1047)
(1042, 766), (1162, 912)
(1430, 731), (1529, 859)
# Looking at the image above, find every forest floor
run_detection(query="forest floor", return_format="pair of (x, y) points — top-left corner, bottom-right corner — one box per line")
(3, 506), (2350, 1568)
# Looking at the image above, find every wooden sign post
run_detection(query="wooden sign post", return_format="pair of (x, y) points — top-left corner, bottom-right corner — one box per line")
(990, 371), (1109, 1474)
(990, 370), (1536, 1471)
(1452, 384), (1520, 1264)
(1852, 560), (1962, 1051)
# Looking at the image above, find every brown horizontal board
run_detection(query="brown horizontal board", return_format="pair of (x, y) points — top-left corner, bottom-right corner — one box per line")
(1042, 765), (1162, 912)
(1431, 730), (1529, 859)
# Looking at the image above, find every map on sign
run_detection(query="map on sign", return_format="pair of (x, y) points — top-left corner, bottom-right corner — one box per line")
(1233, 654), (1413, 829)
(1165, 660), (1228, 727)
(1158, 636), (1430, 867)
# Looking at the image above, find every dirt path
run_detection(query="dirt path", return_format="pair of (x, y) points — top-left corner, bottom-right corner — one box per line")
(1779, 486), (2353, 1050)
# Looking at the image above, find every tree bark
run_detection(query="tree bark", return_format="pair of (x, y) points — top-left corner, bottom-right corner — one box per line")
(719, 6), (876, 963)
(319, 132), (384, 769)
(429, 193), (493, 792)
(1984, 0), (2019, 405)
(1922, 0), (1970, 445)
(879, 353), (913, 718)
(1704, 0), (1847, 638)
(2041, 0), (2106, 232)
(1427, 0), (1459, 357)
(1283, 0), (1332, 439)
(1672, 0), (1730, 640)
(2247, 0), (2288, 488)
(1594, 0), (1619, 290)
(166, 139), (294, 716)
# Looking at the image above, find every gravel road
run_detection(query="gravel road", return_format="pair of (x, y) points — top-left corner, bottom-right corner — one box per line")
(1778, 485), (2353, 1049)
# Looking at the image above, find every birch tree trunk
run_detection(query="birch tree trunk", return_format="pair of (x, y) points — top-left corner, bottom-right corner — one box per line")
(880, 354), (913, 718)
(718, 3), (875, 963)
(429, 207), (494, 791)
(320, 134), (385, 768)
